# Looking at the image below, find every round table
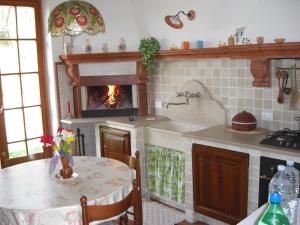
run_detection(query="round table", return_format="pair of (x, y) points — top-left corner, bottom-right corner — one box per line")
(0, 156), (133, 225)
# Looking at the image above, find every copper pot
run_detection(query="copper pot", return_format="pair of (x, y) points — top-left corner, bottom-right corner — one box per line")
(232, 111), (257, 131)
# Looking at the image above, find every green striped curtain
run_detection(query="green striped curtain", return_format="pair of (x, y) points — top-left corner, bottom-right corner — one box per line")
(145, 144), (185, 204)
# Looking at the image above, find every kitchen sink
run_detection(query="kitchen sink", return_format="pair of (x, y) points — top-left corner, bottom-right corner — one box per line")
(146, 120), (206, 134)
(144, 120), (207, 151)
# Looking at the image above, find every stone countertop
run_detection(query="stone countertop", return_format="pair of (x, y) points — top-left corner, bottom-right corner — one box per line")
(61, 115), (168, 128)
(183, 125), (300, 157)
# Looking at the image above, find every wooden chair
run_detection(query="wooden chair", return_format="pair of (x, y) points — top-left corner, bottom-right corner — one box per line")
(104, 150), (141, 188)
(80, 180), (143, 225)
(104, 151), (142, 223)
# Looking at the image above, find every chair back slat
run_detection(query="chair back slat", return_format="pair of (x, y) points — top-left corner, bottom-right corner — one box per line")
(82, 192), (133, 223)
(80, 180), (142, 225)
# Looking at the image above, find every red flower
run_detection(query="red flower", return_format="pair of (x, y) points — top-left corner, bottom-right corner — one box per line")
(57, 127), (64, 133)
(89, 7), (98, 16)
(55, 17), (64, 28)
(66, 128), (73, 133)
(53, 9), (61, 18)
(76, 15), (88, 26)
(40, 135), (54, 145)
(69, 7), (80, 16)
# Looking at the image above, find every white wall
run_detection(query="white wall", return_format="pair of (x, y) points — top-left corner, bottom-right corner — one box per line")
(47, 0), (300, 56)
(243, 0), (300, 43)
(137, 0), (300, 49)
(42, 0), (58, 133)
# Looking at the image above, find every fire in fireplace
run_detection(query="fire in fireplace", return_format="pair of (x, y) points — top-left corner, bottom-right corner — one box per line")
(87, 85), (133, 110)
(81, 84), (138, 117)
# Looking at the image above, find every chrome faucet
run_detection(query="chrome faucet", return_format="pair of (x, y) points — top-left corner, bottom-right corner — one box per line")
(295, 117), (300, 130)
(166, 91), (201, 108)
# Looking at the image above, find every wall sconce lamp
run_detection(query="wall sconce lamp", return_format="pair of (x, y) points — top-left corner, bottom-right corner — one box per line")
(165, 10), (196, 29)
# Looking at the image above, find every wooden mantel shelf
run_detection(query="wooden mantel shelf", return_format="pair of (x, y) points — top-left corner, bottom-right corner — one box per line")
(59, 42), (300, 87)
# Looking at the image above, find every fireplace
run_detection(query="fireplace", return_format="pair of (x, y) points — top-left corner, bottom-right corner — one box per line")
(62, 60), (148, 118)
(81, 83), (138, 117)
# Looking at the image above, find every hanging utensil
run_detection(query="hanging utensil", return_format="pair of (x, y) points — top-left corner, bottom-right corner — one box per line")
(282, 71), (291, 95)
(290, 64), (299, 110)
(276, 70), (284, 104)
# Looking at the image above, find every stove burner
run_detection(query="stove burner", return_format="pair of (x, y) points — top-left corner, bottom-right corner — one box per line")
(260, 128), (300, 150)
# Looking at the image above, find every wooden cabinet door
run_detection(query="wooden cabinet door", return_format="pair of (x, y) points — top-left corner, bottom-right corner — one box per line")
(192, 144), (249, 225)
(99, 126), (131, 157)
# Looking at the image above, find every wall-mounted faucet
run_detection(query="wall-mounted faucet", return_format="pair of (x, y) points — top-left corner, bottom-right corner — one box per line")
(166, 91), (201, 108)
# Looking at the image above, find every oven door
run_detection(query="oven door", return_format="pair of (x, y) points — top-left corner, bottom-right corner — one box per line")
(259, 156), (285, 207)
(259, 156), (300, 207)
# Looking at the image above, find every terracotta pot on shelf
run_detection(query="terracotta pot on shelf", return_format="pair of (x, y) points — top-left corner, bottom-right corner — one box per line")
(60, 157), (73, 179)
(232, 111), (257, 131)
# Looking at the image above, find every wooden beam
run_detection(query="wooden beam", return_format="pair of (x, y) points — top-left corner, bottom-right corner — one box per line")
(80, 75), (137, 86)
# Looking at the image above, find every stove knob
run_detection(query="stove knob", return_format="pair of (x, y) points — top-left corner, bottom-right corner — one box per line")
(279, 141), (283, 146)
(286, 142), (290, 147)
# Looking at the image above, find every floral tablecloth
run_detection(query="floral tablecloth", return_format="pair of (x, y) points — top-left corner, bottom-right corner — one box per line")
(0, 156), (133, 225)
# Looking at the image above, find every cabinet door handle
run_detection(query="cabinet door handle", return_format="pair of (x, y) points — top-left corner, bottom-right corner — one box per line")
(0, 105), (3, 114)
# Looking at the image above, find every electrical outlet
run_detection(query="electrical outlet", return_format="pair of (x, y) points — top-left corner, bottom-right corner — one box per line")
(155, 101), (162, 109)
(262, 111), (273, 121)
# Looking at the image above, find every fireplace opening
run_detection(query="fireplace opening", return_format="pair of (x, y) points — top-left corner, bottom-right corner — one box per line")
(87, 85), (133, 110)
(81, 84), (138, 117)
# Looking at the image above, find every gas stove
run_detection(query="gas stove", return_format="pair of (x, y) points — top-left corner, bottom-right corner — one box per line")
(260, 128), (300, 150)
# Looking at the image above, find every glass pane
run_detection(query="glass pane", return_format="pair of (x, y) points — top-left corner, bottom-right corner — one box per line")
(24, 106), (43, 139)
(4, 109), (25, 142)
(19, 40), (38, 73)
(8, 141), (26, 158)
(21, 73), (40, 106)
(1, 75), (22, 109)
(27, 138), (43, 155)
(0, 6), (17, 39)
(0, 40), (19, 74)
(17, 7), (36, 39)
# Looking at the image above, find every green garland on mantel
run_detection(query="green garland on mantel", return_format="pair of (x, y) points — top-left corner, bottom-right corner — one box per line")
(138, 37), (160, 75)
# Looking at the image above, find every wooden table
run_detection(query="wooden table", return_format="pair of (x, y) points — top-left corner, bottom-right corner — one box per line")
(0, 156), (133, 225)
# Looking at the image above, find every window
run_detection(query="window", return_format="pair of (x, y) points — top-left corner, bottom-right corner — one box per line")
(0, 0), (49, 164)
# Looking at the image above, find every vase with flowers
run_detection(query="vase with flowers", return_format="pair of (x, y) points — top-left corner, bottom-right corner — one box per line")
(41, 127), (76, 179)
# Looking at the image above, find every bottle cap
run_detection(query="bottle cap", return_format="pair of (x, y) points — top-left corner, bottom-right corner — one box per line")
(269, 193), (281, 204)
(287, 160), (294, 166)
(277, 165), (286, 171)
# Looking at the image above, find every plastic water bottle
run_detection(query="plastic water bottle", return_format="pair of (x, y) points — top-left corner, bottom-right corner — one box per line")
(256, 193), (290, 225)
(285, 161), (299, 225)
(268, 165), (293, 221)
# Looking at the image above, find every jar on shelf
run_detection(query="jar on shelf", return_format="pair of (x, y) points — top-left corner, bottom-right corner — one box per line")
(118, 38), (126, 52)
(102, 43), (108, 53)
(228, 35), (235, 46)
(83, 39), (92, 53)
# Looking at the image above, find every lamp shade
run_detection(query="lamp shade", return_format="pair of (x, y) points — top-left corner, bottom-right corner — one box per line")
(164, 10), (195, 29)
(48, 0), (105, 36)
(165, 15), (183, 29)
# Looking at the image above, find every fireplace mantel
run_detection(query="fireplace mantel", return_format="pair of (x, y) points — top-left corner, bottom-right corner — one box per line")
(58, 54), (148, 118)
(60, 42), (300, 88)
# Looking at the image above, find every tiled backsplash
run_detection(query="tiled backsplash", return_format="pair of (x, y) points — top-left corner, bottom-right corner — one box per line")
(149, 58), (300, 130)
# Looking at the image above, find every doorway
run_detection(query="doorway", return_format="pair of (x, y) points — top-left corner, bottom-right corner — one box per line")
(0, 0), (50, 167)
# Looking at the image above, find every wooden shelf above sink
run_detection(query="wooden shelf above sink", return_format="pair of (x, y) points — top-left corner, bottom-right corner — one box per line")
(60, 42), (300, 87)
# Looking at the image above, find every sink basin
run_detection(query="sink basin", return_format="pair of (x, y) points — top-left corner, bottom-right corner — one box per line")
(146, 120), (206, 133)
(144, 120), (207, 152)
